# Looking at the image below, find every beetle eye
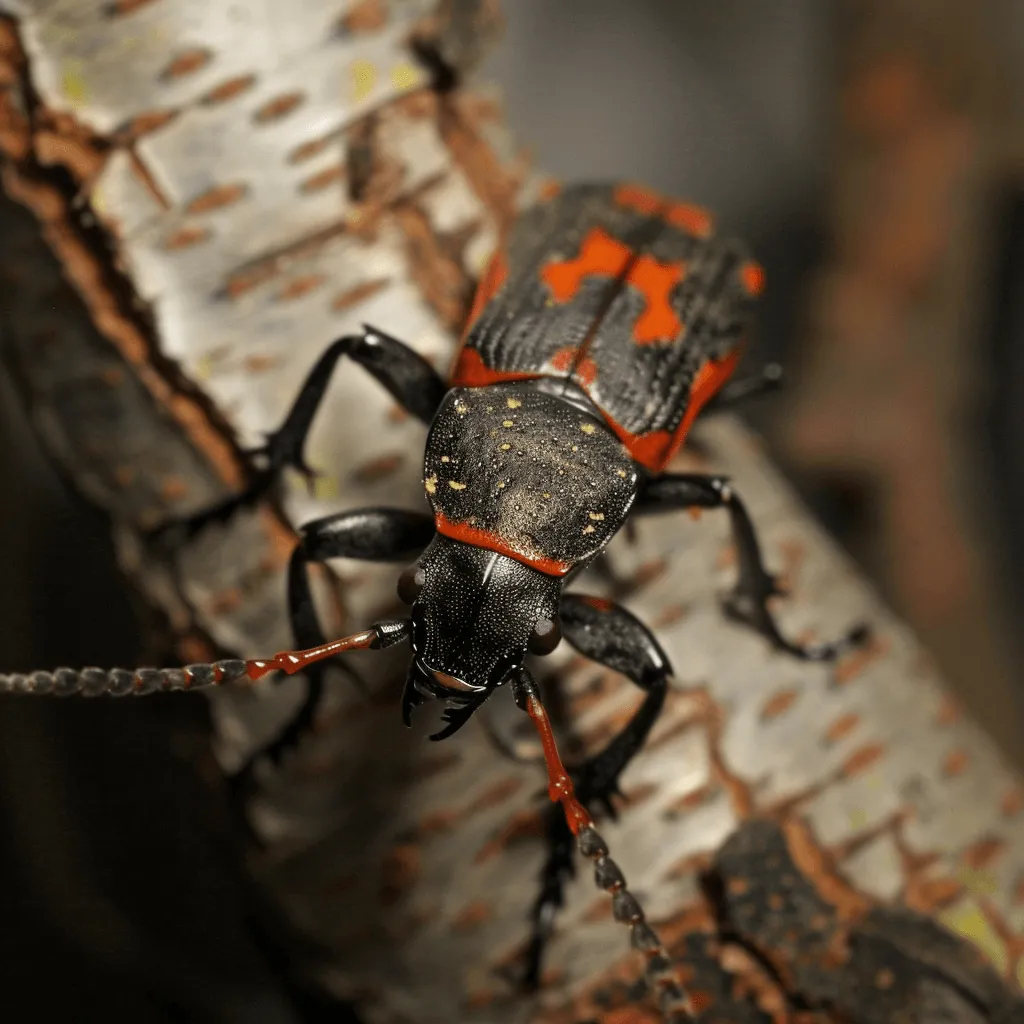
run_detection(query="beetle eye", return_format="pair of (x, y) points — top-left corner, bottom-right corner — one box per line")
(528, 616), (561, 655)
(397, 565), (426, 605)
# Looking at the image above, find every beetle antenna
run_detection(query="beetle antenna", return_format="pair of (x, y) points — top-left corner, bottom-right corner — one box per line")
(512, 667), (695, 1022)
(0, 619), (411, 697)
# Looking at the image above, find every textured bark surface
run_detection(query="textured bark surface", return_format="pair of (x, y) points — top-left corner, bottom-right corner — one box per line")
(0, 2), (1022, 1023)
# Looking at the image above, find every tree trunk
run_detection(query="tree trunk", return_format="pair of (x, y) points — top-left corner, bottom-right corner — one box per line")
(0, 2), (1022, 1022)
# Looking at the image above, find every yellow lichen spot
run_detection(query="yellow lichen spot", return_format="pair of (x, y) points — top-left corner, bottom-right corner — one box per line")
(847, 808), (869, 831)
(194, 354), (215, 381)
(440, 455), (450, 463)
(589, 512), (605, 521)
(571, 445), (578, 452)
(506, 398), (522, 409)
(543, 493), (551, 499)
(449, 480), (467, 490)
(938, 902), (1008, 975)
(313, 475), (339, 501)
(497, 480), (506, 489)
(91, 186), (107, 217)
(390, 61), (421, 92)
(956, 866), (1000, 897)
(617, 469), (628, 478)
(61, 60), (88, 106)
(500, 443), (511, 451)
(502, 420), (514, 428)
(580, 423), (596, 434)
(582, 525), (596, 534)
(424, 475), (438, 494)
(351, 58), (377, 101)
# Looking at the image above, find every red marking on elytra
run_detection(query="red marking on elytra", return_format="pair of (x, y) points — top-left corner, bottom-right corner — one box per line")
(525, 694), (592, 835)
(599, 347), (742, 471)
(614, 182), (664, 215)
(434, 510), (572, 577)
(245, 629), (376, 681)
(542, 227), (632, 300)
(550, 344), (598, 386)
(616, 183), (715, 238)
(542, 227), (686, 344)
(574, 356), (598, 387)
(450, 347), (541, 388)
(740, 260), (766, 296)
(462, 249), (509, 338)
(581, 596), (615, 612)
(549, 346), (577, 372)
(665, 201), (714, 238)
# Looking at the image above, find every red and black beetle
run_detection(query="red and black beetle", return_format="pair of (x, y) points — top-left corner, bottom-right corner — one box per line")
(0, 182), (867, 1014)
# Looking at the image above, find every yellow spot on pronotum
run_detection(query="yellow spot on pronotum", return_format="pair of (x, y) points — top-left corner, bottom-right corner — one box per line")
(424, 475), (437, 494)
(455, 403), (468, 415)
(938, 902), (1008, 975)
(351, 59), (377, 101)
(580, 423), (596, 434)
(582, 525), (596, 534)
(440, 456), (450, 463)
(507, 398), (522, 409)
(390, 61), (421, 92)
(617, 469), (628, 478)
(449, 480), (467, 490)
(500, 443), (511, 451)
(589, 512), (605, 521)
(61, 60), (88, 105)
(502, 420), (514, 428)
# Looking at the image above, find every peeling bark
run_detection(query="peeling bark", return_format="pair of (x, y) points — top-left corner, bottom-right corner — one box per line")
(0, 2), (1022, 1023)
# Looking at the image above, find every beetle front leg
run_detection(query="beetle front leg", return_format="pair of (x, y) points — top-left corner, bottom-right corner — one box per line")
(152, 326), (448, 540)
(517, 594), (672, 991)
(241, 508), (435, 775)
(636, 473), (869, 660)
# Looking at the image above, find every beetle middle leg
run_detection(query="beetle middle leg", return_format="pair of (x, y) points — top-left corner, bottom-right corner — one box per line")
(235, 508), (435, 780)
(521, 593), (671, 990)
(636, 473), (868, 660)
(153, 326), (447, 540)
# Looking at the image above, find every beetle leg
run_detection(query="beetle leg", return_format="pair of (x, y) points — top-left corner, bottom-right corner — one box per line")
(150, 326), (448, 541)
(636, 473), (869, 660)
(236, 508), (435, 782)
(702, 361), (783, 413)
(517, 595), (672, 991)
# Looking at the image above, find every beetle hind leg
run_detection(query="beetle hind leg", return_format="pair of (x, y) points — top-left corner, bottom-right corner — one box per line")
(636, 472), (870, 661)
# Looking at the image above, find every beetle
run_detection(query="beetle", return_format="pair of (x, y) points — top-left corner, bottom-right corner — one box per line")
(0, 182), (867, 1006)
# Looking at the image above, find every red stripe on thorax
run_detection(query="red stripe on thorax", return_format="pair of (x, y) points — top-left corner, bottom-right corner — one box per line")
(434, 511), (573, 577)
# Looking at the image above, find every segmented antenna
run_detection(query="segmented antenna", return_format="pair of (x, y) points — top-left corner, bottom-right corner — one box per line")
(0, 660), (249, 696)
(577, 825), (696, 1023)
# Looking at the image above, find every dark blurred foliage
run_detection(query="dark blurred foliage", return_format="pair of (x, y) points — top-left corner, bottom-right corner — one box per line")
(0, 1), (1022, 1020)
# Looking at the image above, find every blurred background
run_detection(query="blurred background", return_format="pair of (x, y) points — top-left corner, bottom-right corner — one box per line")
(1, 1), (1022, 1020)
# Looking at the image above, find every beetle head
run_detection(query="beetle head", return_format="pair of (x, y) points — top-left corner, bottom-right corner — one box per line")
(398, 535), (563, 739)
